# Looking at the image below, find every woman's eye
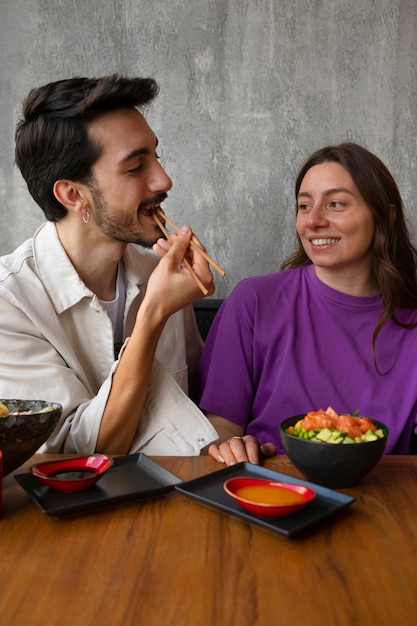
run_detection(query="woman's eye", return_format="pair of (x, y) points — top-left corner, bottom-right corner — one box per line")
(297, 204), (309, 211)
(328, 201), (344, 209)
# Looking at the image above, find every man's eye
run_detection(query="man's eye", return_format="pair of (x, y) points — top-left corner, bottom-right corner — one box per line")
(128, 164), (144, 174)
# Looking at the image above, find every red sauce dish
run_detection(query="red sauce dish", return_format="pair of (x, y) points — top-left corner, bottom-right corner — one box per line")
(30, 454), (113, 492)
(223, 476), (316, 517)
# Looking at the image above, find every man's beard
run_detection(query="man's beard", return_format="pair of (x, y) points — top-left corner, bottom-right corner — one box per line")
(88, 182), (167, 248)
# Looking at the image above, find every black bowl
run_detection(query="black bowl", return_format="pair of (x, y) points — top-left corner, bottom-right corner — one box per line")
(0, 400), (62, 476)
(280, 415), (388, 488)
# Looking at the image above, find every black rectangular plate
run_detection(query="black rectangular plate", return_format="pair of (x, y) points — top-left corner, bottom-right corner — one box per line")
(14, 453), (183, 518)
(175, 462), (355, 537)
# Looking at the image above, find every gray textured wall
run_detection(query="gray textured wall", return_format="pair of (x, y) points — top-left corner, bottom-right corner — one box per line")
(1, 0), (416, 299)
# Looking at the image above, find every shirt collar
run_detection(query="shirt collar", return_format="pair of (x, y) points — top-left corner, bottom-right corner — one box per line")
(33, 222), (151, 314)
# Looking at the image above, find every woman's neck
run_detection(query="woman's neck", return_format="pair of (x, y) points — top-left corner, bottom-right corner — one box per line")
(314, 265), (378, 296)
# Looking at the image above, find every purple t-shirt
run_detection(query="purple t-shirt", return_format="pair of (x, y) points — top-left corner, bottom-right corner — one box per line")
(197, 265), (417, 454)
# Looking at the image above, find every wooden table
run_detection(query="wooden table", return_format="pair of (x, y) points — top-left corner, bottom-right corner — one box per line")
(1, 454), (417, 626)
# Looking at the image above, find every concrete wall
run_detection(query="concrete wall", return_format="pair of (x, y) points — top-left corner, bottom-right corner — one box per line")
(1, 0), (416, 299)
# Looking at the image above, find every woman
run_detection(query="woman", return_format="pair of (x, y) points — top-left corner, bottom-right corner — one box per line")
(197, 143), (417, 465)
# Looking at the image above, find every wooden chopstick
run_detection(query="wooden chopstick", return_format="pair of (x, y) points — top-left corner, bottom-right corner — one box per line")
(153, 213), (209, 295)
(157, 210), (226, 277)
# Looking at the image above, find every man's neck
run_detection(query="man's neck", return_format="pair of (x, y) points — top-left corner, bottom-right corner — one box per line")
(56, 220), (126, 300)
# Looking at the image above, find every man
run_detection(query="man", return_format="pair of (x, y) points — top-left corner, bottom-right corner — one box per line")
(0, 74), (218, 455)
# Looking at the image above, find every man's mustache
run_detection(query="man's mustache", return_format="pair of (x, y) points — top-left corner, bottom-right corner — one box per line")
(139, 193), (168, 211)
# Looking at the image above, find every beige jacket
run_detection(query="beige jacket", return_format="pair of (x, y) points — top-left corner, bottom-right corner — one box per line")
(0, 222), (217, 454)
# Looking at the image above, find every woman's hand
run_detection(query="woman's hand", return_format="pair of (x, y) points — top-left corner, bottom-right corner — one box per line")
(206, 415), (276, 466)
(209, 435), (276, 466)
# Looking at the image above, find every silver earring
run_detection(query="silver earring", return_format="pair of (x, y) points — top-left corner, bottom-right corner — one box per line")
(82, 212), (90, 224)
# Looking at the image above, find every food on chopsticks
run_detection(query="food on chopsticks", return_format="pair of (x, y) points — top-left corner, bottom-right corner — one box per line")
(0, 401), (55, 417)
(285, 406), (385, 443)
(157, 209), (226, 277)
(152, 209), (226, 296)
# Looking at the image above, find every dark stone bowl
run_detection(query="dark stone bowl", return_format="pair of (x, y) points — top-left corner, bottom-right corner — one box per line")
(280, 415), (389, 488)
(0, 400), (62, 476)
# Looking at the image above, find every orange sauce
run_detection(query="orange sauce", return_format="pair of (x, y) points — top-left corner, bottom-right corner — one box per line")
(235, 485), (304, 505)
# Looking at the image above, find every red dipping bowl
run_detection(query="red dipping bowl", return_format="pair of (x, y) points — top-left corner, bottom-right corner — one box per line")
(30, 454), (113, 492)
(223, 476), (316, 517)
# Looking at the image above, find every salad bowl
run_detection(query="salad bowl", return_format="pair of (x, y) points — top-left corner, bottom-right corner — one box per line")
(280, 413), (388, 488)
(0, 400), (62, 476)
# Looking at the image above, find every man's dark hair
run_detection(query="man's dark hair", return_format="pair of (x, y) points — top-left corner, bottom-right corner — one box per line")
(15, 74), (159, 220)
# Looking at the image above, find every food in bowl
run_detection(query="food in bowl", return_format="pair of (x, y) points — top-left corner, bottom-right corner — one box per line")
(280, 408), (388, 488)
(285, 406), (386, 444)
(0, 401), (56, 417)
(0, 400), (62, 476)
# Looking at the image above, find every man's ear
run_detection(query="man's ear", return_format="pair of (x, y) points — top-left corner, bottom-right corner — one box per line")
(53, 180), (88, 216)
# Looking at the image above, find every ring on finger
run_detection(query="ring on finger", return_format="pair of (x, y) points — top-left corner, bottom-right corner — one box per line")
(226, 436), (244, 444)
